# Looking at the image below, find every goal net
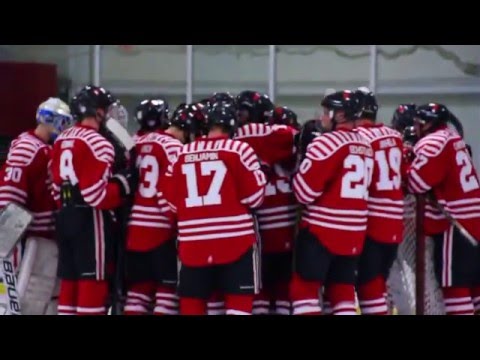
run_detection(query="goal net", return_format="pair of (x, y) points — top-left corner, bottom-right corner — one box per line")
(386, 194), (445, 315)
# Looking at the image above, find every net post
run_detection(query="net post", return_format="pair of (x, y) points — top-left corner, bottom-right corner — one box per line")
(415, 194), (426, 315)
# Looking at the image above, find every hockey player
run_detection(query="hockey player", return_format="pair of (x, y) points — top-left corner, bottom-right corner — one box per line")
(250, 106), (300, 315)
(0, 97), (72, 315)
(162, 106), (267, 315)
(407, 103), (480, 315)
(268, 106), (300, 130)
(50, 85), (136, 316)
(133, 99), (170, 142)
(290, 90), (373, 315)
(391, 104), (416, 134)
(353, 89), (405, 315)
(124, 104), (197, 316)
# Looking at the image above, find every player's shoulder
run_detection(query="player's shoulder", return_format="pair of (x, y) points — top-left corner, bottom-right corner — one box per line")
(57, 126), (114, 162)
(356, 124), (402, 142)
(308, 130), (371, 160)
(414, 127), (458, 156)
(7, 132), (49, 167)
(236, 123), (273, 138)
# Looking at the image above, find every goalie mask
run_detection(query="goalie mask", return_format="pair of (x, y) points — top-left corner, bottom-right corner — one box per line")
(36, 97), (73, 142)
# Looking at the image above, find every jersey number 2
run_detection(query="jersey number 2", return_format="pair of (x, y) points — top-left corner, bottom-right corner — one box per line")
(182, 160), (227, 208)
(341, 154), (373, 199)
(457, 150), (480, 193)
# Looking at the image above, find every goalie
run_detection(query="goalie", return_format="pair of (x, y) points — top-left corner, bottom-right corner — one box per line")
(0, 97), (73, 314)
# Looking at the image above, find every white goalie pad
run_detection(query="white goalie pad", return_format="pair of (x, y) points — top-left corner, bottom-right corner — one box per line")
(17, 237), (59, 315)
(0, 203), (33, 315)
(0, 203), (33, 258)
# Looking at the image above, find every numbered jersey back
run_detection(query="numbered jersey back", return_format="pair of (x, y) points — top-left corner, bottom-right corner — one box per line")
(126, 132), (182, 251)
(356, 124), (405, 244)
(294, 129), (373, 256)
(164, 137), (266, 266)
(409, 126), (480, 240)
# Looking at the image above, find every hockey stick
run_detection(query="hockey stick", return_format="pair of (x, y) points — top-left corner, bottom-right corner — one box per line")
(0, 203), (33, 315)
(427, 192), (478, 247)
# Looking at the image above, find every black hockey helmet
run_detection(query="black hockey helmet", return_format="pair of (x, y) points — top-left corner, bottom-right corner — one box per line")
(236, 90), (274, 124)
(320, 90), (359, 131)
(70, 85), (117, 121)
(209, 92), (236, 108)
(168, 106), (199, 143)
(135, 98), (169, 131)
(268, 106), (299, 129)
(415, 103), (450, 126)
(391, 104), (416, 132)
(206, 105), (238, 137)
(353, 87), (378, 121)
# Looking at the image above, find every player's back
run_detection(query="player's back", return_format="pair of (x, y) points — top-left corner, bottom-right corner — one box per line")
(257, 163), (298, 253)
(409, 126), (480, 239)
(127, 131), (182, 251)
(294, 129), (373, 256)
(0, 131), (55, 238)
(50, 124), (116, 209)
(165, 136), (266, 267)
(356, 123), (404, 244)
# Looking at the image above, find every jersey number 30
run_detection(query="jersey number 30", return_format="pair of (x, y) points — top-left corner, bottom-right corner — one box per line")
(182, 160), (227, 208)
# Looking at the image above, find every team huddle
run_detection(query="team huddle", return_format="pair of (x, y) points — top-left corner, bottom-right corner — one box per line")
(1, 84), (480, 315)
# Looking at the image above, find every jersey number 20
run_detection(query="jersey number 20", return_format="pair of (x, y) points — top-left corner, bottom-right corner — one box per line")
(341, 154), (373, 200)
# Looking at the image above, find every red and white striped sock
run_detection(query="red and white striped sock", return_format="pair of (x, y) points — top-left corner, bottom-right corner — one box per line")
(290, 272), (322, 315)
(442, 287), (474, 315)
(207, 291), (226, 315)
(327, 283), (357, 315)
(76, 279), (109, 316)
(154, 285), (178, 315)
(357, 276), (388, 315)
(225, 294), (254, 315)
(58, 279), (77, 315)
(253, 288), (270, 315)
(124, 281), (155, 315)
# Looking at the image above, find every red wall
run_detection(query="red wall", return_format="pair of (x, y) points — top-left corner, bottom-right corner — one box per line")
(0, 62), (58, 137)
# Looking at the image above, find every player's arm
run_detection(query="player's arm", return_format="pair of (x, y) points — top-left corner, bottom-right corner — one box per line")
(293, 138), (340, 205)
(157, 143), (183, 212)
(407, 138), (447, 194)
(0, 140), (46, 209)
(76, 142), (126, 210)
(234, 142), (267, 209)
(236, 123), (296, 166)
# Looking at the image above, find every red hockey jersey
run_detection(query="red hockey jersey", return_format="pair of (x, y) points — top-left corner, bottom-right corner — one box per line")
(126, 132), (182, 251)
(408, 125), (480, 240)
(256, 163), (298, 253)
(162, 136), (267, 266)
(235, 123), (297, 167)
(50, 124), (123, 210)
(0, 131), (56, 239)
(356, 123), (404, 244)
(293, 129), (374, 256)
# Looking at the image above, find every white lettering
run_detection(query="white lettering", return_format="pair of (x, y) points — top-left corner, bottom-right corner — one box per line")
(185, 152), (219, 163)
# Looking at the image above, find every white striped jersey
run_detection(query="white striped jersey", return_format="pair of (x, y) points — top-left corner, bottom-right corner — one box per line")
(0, 130), (56, 238)
(51, 124), (123, 211)
(356, 123), (405, 244)
(126, 131), (183, 251)
(257, 163), (298, 253)
(408, 125), (480, 239)
(235, 123), (297, 167)
(293, 128), (373, 256)
(162, 135), (267, 266)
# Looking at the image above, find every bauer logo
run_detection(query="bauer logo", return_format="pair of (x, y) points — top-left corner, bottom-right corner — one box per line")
(3, 260), (20, 313)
